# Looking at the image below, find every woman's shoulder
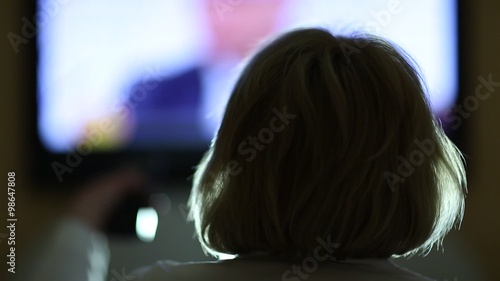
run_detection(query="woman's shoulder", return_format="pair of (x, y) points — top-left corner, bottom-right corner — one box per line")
(132, 258), (436, 281)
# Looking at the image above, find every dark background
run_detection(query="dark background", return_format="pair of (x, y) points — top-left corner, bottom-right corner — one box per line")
(1, 0), (499, 280)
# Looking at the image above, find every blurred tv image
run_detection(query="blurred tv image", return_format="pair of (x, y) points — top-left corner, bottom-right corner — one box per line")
(37, 0), (457, 152)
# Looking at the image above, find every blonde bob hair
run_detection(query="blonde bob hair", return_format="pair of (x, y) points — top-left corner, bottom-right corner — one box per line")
(188, 28), (466, 260)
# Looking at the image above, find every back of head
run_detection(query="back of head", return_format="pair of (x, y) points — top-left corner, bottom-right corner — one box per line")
(189, 28), (466, 261)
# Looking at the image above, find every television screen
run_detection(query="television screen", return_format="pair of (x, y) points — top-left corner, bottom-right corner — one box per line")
(37, 0), (457, 153)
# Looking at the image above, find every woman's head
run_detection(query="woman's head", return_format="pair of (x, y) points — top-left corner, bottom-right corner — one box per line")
(188, 28), (466, 260)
